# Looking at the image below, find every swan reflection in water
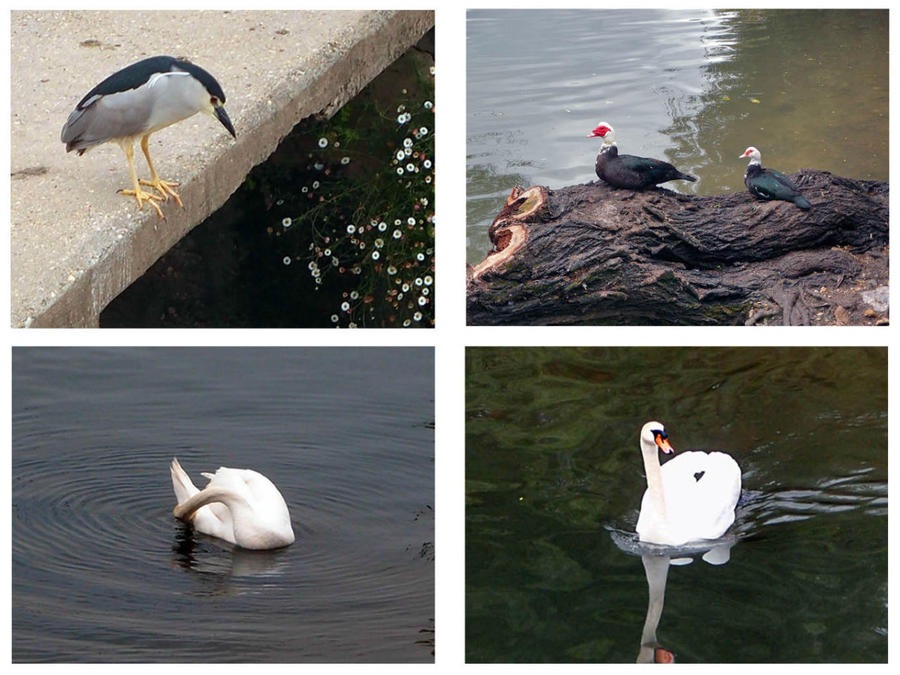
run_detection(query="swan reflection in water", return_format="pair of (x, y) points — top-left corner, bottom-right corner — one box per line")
(638, 554), (674, 664)
(171, 520), (291, 581)
(630, 421), (742, 662)
(610, 535), (738, 664)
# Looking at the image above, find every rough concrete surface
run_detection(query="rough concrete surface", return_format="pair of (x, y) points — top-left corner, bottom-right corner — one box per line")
(10, 9), (434, 327)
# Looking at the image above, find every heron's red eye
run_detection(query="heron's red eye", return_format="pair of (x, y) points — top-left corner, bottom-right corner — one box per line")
(210, 97), (218, 105)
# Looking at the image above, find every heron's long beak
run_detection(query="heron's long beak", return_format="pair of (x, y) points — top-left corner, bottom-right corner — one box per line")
(215, 105), (236, 138)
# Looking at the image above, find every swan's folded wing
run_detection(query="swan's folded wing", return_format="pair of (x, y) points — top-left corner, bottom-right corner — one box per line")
(660, 451), (741, 542)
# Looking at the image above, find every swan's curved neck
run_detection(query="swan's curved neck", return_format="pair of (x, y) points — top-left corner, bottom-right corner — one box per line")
(641, 438), (667, 517)
(173, 484), (250, 521)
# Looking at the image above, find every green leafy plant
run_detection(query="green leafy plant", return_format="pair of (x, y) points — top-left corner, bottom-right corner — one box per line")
(274, 62), (435, 327)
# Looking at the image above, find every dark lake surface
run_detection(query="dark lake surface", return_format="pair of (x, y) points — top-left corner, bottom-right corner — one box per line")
(13, 348), (434, 662)
(466, 347), (886, 663)
(466, 9), (889, 262)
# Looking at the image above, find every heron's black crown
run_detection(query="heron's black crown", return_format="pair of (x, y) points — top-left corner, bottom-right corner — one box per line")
(75, 55), (227, 110)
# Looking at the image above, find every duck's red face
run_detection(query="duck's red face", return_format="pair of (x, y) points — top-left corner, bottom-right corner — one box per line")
(588, 124), (613, 138)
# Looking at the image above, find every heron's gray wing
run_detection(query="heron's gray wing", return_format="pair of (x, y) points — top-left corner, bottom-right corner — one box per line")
(61, 88), (156, 152)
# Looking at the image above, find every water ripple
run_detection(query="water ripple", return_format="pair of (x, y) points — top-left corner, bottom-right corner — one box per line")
(13, 348), (434, 662)
(738, 469), (886, 536)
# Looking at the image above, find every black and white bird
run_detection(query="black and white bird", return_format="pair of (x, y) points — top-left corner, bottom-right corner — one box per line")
(739, 146), (811, 210)
(61, 55), (236, 219)
(587, 122), (696, 190)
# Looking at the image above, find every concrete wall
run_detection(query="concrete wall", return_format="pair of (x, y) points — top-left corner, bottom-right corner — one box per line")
(11, 10), (434, 327)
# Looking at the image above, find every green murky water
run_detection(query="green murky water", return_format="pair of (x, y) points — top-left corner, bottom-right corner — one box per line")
(467, 9), (888, 262)
(466, 347), (886, 663)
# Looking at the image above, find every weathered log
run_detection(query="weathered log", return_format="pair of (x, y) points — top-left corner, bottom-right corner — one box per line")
(466, 170), (888, 325)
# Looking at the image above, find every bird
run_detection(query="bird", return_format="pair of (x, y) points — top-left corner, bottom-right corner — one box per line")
(61, 55), (236, 219)
(635, 421), (741, 546)
(170, 458), (294, 550)
(587, 122), (696, 190)
(739, 146), (811, 210)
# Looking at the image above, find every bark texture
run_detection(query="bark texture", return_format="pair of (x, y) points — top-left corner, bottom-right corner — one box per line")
(466, 171), (888, 326)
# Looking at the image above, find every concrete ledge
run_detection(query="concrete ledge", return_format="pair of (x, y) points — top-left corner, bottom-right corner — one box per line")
(11, 9), (434, 327)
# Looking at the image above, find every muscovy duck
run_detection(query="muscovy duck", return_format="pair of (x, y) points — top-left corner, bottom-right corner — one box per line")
(739, 146), (811, 210)
(588, 122), (697, 190)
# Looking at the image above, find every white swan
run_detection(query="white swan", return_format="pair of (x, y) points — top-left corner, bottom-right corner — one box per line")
(636, 421), (741, 546)
(170, 458), (295, 550)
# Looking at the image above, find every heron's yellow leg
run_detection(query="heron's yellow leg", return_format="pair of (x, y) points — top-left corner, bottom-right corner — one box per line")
(118, 142), (165, 219)
(138, 135), (183, 208)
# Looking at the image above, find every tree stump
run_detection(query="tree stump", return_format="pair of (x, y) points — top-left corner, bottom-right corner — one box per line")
(466, 171), (888, 325)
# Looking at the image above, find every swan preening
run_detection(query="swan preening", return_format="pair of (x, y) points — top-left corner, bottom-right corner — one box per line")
(170, 458), (295, 550)
(636, 421), (741, 547)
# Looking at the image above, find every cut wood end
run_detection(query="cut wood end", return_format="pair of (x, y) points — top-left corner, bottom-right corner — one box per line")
(469, 224), (527, 282)
(487, 186), (548, 245)
(470, 185), (549, 284)
(505, 185), (547, 221)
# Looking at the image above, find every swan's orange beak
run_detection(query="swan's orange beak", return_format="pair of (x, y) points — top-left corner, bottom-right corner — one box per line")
(655, 434), (674, 454)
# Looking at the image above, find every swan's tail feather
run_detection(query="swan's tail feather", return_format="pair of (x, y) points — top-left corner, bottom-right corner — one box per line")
(170, 457), (199, 509)
(201, 472), (215, 481)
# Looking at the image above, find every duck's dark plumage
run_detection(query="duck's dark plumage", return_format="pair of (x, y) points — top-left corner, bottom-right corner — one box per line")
(740, 146), (811, 210)
(595, 144), (696, 190)
(588, 122), (696, 190)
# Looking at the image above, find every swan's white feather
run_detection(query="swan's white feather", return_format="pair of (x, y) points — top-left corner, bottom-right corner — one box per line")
(170, 458), (295, 550)
(636, 422), (741, 546)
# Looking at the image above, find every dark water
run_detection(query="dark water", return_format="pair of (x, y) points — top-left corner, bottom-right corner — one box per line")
(12, 348), (434, 662)
(466, 9), (889, 262)
(466, 347), (886, 663)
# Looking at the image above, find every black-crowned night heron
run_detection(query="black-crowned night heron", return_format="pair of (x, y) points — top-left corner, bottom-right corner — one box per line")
(61, 55), (236, 219)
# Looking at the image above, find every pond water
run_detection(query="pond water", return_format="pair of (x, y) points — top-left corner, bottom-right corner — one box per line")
(12, 348), (434, 662)
(466, 9), (889, 262)
(466, 347), (886, 663)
